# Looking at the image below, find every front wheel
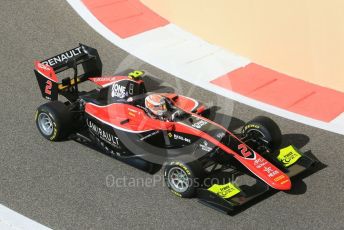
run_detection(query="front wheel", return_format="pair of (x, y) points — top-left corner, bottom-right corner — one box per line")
(164, 160), (203, 198)
(242, 116), (282, 152)
(35, 101), (73, 141)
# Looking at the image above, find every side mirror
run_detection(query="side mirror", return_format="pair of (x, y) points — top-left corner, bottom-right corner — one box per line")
(120, 119), (130, 125)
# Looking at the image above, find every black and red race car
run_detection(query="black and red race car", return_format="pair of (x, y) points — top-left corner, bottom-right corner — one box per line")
(34, 44), (317, 213)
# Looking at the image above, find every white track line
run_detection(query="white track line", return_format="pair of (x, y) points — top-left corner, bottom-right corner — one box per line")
(124, 24), (250, 80)
(331, 112), (344, 126)
(0, 205), (51, 230)
(66, 0), (344, 135)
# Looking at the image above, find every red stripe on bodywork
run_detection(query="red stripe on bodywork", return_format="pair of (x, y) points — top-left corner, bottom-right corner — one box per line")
(82, 0), (169, 38)
(211, 63), (344, 122)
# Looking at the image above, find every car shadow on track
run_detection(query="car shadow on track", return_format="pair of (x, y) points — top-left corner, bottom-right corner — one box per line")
(285, 150), (327, 195)
(281, 133), (310, 149)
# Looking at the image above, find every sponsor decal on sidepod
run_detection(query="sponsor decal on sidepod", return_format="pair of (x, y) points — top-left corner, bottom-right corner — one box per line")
(87, 119), (120, 146)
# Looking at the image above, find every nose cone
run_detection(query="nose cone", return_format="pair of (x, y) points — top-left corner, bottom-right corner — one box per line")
(271, 176), (292, 190)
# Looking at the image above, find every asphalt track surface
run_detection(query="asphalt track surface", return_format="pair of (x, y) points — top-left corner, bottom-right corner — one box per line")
(0, 1), (343, 229)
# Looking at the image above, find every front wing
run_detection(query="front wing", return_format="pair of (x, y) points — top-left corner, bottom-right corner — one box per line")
(196, 145), (318, 213)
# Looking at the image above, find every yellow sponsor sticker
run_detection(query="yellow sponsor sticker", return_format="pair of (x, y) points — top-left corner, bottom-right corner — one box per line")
(277, 145), (302, 167)
(208, 182), (240, 199)
(128, 70), (144, 79)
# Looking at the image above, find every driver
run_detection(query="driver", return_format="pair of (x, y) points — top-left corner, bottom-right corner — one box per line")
(145, 94), (169, 120)
(145, 94), (186, 121)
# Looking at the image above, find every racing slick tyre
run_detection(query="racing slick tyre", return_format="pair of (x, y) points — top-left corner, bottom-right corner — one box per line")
(164, 160), (203, 198)
(242, 116), (282, 152)
(35, 101), (73, 141)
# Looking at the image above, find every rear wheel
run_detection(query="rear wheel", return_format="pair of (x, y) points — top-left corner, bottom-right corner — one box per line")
(35, 101), (73, 141)
(164, 159), (203, 198)
(242, 116), (282, 152)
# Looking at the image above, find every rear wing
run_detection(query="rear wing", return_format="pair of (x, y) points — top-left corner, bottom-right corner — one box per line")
(34, 44), (102, 101)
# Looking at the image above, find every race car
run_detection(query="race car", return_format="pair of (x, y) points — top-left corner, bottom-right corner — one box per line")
(34, 44), (317, 213)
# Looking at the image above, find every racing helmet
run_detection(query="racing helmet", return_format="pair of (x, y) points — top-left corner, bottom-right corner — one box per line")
(145, 94), (167, 117)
